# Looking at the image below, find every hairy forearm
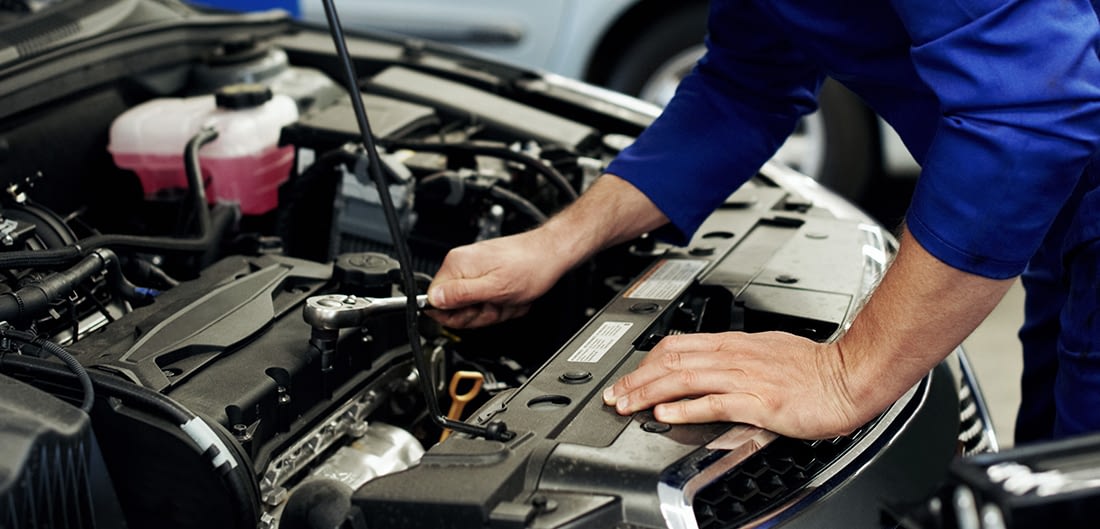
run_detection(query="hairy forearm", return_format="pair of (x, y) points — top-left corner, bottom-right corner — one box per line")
(540, 173), (669, 270)
(837, 227), (1015, 422)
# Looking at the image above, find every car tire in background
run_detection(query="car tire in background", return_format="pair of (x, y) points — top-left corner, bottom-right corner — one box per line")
(801, 79), (876, 201)
(589, 3), (877, 202)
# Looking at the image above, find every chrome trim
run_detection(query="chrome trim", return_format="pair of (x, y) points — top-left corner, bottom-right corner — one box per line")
(858, 223), (889, 294)
(658, 426), (779, 529)
(842, 222), (890, 335)
(955, 345), (1001, 452)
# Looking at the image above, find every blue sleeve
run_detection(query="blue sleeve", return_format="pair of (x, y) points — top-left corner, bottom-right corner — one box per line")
(892, 0), (1100, 278)
(188, 1), (301, 16)
(604, 0), (822, 245)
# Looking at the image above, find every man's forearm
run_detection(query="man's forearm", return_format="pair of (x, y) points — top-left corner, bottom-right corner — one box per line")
(837, 227), (1016, 423)
(540, 173), (669, 271)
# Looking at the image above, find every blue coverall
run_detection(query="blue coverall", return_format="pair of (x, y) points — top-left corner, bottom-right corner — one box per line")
(605, 0), (1100, 442)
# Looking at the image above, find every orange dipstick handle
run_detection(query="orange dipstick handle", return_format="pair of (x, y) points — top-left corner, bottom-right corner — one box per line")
(440, 370), (484, 442)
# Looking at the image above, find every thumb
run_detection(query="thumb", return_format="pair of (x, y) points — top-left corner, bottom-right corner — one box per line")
(428, 275), (500, 310)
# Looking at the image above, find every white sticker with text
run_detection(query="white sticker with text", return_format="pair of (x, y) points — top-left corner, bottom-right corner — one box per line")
(624, 259), (707, 300)
(567, 321), (634, 363)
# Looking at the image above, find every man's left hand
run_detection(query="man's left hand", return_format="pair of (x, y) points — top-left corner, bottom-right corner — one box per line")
(601, 331), (871, 439)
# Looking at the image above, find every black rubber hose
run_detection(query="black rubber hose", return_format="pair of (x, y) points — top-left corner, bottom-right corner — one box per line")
(0, 247), (83, 269)
(129, 257), (181, 288)
(0, 252), (107, 324)
(205, 422), (261, 529)
(0, 247), (158, 323)
(64, 200), (236, 258)
(0, 329), (94, 413)
(96, 248), (159, 302)
(418, 172), (549, 225)
(0, 353), (189, 422)
(0, 128), (227, 270)
(485, 186), (548, 224)
(384, 140), (579, 202)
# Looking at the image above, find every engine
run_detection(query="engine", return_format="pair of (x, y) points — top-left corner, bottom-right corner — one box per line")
(0, 5), (993, 529)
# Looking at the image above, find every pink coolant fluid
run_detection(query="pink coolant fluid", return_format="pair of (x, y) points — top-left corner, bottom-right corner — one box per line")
(108, 85), (299, 215)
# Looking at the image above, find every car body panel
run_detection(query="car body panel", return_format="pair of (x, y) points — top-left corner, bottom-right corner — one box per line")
(295, 0), (638, 81)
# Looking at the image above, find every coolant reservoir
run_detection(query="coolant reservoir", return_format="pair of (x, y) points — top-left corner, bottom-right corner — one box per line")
(109, 84), (298, 215)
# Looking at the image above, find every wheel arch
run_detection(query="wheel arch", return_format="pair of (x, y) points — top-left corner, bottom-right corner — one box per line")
(582, 0), (708, 88)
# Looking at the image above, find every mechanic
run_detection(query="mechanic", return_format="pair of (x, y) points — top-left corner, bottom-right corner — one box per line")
(426, 0), (1100, 443)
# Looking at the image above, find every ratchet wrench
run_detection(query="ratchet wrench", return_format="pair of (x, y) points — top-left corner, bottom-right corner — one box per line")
(304, 293), (429, 331)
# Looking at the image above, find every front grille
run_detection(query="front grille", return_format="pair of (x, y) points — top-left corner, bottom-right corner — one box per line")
(957, 381), (992, 455)
(693, 424), (874, 529)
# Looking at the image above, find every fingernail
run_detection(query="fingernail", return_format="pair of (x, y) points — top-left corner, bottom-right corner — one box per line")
(603, 387), (618, 405)
(654, 404), (676, 422)
(428, 287), (445, 308)
(615, 396), (630, 413)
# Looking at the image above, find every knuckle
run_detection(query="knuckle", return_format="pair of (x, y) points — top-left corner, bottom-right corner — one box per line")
(660, 351), (684, 371)
(653, 334), (680, 352)
(449, 244), (475, 260)
(704, 394), (730, 419)
(618, 373), (639, 392)
(452, 307), (480, 328)
(676, 369), (699, 387)
(451, 281), (474, 300)
(475, 305), (501, 326)
(437, 251), (466, 275)
(486, 279), (511, 301)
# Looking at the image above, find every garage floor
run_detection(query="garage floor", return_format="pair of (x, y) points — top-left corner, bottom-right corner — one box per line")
(962, 280), (1025, 448)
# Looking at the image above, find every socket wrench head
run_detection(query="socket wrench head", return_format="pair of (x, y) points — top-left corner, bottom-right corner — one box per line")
(304, 294), (428, 330)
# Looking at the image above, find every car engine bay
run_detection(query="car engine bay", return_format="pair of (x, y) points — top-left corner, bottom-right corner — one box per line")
(0, 2), (994, 528)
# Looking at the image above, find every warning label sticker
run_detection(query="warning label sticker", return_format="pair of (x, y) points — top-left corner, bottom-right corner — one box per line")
(624, 259), (707, 300)
(567, 321), (634, 363)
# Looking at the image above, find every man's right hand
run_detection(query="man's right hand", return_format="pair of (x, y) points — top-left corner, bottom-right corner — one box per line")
(427, 174), (670, 329)
(427, 229), (570, 328)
